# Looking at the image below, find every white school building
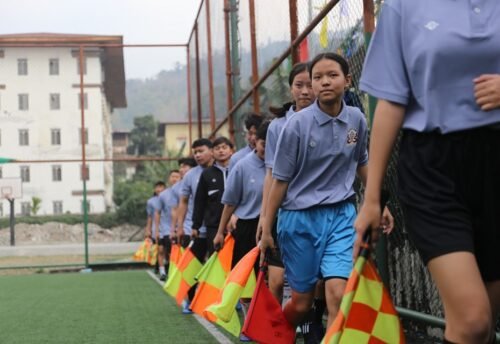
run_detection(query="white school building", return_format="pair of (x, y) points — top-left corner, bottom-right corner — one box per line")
(0, 33), (126, 216)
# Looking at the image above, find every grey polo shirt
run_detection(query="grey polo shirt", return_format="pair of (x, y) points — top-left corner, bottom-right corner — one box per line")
(265, 106), (295, 170)
(360, 0), (500, 133)
(229, 145), (253, 170)
(222, 152), (265, 220)
(180, 165), (206, 236)
(146, 196), (159, 237)
(273, 100), (368, 210)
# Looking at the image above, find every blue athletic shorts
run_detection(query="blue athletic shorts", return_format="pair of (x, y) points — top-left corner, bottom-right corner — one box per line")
(277, 201), (356, 293)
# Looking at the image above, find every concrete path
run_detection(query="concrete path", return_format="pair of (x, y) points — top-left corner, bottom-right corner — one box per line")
(0, 242), (141, 257)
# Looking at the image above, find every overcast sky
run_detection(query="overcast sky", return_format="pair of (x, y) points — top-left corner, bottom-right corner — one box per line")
(0, 0), (201, 79)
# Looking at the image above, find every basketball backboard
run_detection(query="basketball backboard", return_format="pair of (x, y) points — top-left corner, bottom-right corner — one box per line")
(0, 178), (22, 200)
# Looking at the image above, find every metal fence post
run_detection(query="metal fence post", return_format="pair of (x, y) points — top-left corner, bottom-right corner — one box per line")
(224, 0), (235, 143)
(194, 25), (203, 139)
(205, 0), (217, 134)
(9, 199), (15, 246)
(248, 0), (260, 114)
(229, 0), (244, 148)
(79, 45), (90, 269)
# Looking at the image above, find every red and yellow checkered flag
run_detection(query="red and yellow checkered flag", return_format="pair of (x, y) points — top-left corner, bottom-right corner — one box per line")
(322, 253), (405, 344)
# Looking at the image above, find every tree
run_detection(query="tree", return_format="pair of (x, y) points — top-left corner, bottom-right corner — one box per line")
(127, 115), (162, 156)
(31, 197), (42, 215)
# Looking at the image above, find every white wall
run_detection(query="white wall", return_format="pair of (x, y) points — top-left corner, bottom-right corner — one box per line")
(0, 47), (110, 215)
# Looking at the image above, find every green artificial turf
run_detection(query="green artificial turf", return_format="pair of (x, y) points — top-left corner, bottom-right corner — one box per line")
(0, 271), (220, 344)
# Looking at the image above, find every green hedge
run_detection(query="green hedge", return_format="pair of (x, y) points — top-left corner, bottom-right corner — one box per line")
(0, 213), (137, 230)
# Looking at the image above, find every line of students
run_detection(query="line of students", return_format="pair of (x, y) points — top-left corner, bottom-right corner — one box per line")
(144, 53), (384, 343)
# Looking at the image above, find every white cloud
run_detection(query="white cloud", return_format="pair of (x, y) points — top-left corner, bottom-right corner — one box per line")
(0, 0), (201, 78)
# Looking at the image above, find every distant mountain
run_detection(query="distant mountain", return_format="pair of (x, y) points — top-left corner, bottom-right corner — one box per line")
(112, 40), (290, 131)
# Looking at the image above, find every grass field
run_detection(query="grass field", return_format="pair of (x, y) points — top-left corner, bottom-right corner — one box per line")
(0, 271), (222, 343)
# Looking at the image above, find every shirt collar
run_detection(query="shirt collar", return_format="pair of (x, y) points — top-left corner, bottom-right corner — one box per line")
(249, 151), (265, 167)
(313, 100), (349, 126)
(214, 162), (229, 173)
(285, 105), (295, 119)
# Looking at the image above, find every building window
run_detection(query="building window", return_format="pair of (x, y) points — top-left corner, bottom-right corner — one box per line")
(77, 57), (87, 75)
(18, 59), (28, 75)
(19, 129), (29, 146)
(21, 202), (31, 216)
(53, 201), (63, 215)
(78, 93), (88, 110)
(80, 164), (89, 181)
(52, 165), (62, 182)
(79, 128), (88, 145)
(18, 94), (29, 111)
(50, 93), (60, 110)
(49, 58), (59, 75)
(51, 129), (61, 145)
(20, 166), (30, 182)
(81, 200), (90, 213)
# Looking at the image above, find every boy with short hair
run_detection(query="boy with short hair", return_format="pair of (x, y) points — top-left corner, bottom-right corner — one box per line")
(213, 122), (268, 342)
(176, 139), (214, 314)
(214, 121), (269, 267)
(145, 181), (166, 240)
(169, 158), (197, 246)
(154, 170), (181, 281)
(229, 113), (264, 169)
(192, 137), (233, 256)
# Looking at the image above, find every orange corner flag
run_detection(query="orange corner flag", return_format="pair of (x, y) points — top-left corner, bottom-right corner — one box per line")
(242, 268), (295, 344)
(190, 234), (235, 316)
(164, 241), (202, 305)
(322, 255), (405, 344)
(204, 246), (260, 336)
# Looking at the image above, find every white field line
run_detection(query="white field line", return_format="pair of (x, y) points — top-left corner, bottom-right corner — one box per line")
(146, 270), (233, 344)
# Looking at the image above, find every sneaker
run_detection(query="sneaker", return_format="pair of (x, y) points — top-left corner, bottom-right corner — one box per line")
(235, 302), (242, 311)
(182, 301), (193, 314)
(302, 321), (323, 344)
(159, 274), (167, 282)
(239, 333), (252, 342)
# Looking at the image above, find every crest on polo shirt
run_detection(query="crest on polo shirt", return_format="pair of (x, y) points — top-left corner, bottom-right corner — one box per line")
(347, 129), (358, 145)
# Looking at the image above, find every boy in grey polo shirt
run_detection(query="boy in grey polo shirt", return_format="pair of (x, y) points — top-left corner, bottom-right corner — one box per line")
(260, 53), (392, 330)
(154, 170), (181, 281)
(214, 121), (268, 267)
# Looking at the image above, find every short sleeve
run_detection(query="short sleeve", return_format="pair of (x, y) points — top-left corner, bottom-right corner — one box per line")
(222, 165), (243, 206)
(360, 1), (410, 105)
(146, 200), (155, 216)
(180, 173), (191, 197)
(264, 120), (280, 169)
(357, 116), (369, 167)
(167, 185), (180, 207)
(152, 197), (162, 211)
(272, 119), (300, 182)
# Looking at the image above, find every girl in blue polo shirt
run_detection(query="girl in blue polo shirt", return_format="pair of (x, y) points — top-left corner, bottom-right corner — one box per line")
(261, 52), (393, 330)
(355, 1), (500, 343)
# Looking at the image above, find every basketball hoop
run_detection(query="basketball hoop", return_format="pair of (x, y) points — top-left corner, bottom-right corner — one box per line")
(1, 186), (12, 201)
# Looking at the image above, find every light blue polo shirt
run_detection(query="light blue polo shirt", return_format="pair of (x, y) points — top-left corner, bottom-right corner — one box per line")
(168, 181), (191, 235)
(265, 106), (295, 170)
(273, 100), (368, 210)
(146, 196), (159, 237)
(222, 152), (265, 220)
(360, 0), (500, 133)
(156, 187), (175, 238)
(180, 165), (207, 237)
(229, 145), (253, 170)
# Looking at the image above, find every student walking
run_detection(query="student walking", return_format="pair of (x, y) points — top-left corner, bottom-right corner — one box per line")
(260, 53), (392, 329)
(355, 1), (500, 343)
